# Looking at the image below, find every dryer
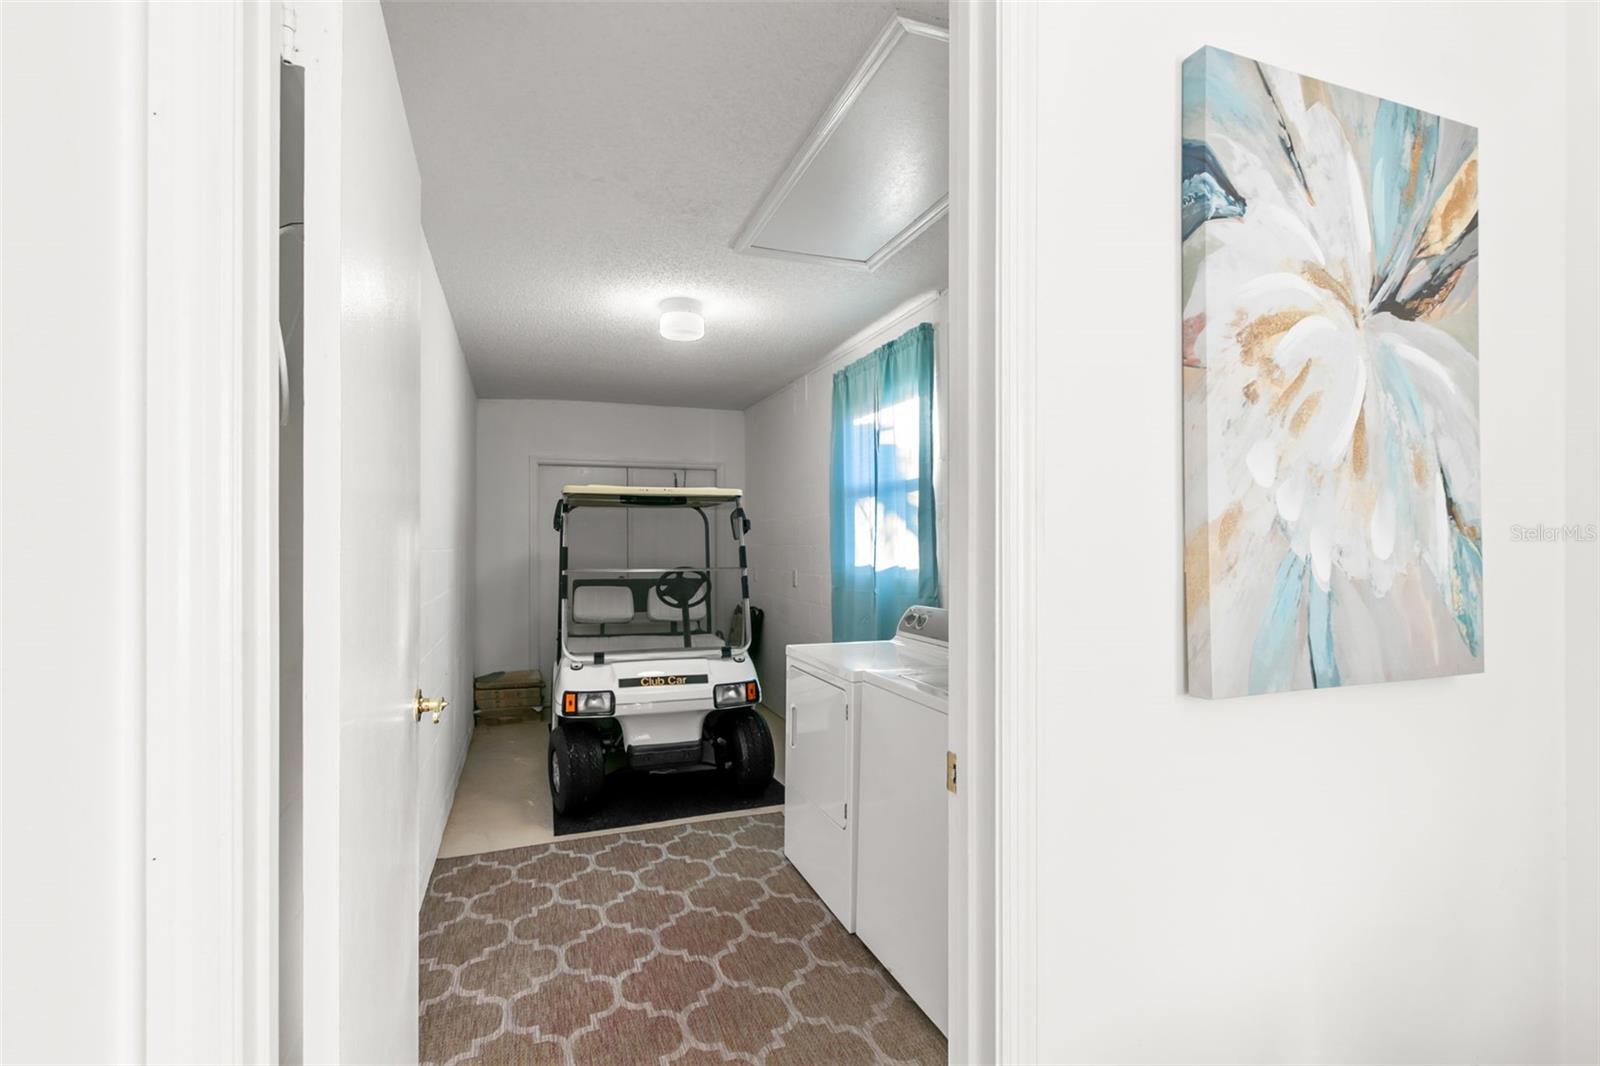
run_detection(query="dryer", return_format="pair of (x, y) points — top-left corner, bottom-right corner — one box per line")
(857, 659), (949, 1033)
(783, 606), (947, 932)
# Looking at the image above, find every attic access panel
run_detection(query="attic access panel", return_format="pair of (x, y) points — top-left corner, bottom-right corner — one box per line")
(732, 15), (949, 273)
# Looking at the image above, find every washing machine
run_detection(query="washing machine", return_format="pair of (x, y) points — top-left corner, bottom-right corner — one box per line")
(783, 605), (947, 932)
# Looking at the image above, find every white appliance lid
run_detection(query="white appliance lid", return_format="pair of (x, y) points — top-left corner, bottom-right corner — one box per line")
(786, 638), (940, 682)
(861, 665), (949, 710)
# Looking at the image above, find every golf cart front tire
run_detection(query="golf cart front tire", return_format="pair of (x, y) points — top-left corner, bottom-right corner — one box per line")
(549, 724), (604, 815)
(722, 710), (774, 797)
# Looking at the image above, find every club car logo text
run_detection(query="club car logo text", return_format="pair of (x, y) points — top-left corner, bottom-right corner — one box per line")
(620, 674), (709, 688)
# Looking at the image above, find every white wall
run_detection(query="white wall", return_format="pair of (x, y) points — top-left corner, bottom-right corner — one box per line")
(1562, 4), (1600, 1061)
(1027, 4), (1596, 1063)
(417, 246), (476, 900)
(475, 400), (745, 675)
(1, 5), (149, 1060)
(742, 293), (946, 717)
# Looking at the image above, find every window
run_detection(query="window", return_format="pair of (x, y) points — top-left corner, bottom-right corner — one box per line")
(850, 396), (925, 572)
(830, 322), (940, 641)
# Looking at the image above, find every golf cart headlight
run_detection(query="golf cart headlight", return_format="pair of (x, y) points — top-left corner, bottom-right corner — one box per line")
(562, 691), (615, 716)
(714, 681), (760, 708)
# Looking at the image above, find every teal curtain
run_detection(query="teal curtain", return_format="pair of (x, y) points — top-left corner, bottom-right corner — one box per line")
(830, 322), (939, 641)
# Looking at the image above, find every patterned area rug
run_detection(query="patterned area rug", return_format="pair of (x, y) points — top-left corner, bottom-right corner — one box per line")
(420, 813), (945, 1065)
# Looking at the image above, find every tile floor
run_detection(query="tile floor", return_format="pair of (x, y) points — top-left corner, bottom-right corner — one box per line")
(438, 707), (787, 859)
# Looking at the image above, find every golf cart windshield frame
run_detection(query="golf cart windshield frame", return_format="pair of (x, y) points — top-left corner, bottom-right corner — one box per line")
(553, 487), (754, 665)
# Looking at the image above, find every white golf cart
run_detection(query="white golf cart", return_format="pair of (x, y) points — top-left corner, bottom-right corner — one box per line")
(546, 484), (773, 814)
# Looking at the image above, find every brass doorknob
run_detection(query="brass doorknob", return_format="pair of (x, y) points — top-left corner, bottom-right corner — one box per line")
(415, 689), (448, 724)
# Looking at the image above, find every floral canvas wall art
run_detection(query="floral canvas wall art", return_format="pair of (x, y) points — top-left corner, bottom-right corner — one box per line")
(1181, 47), (1481, 698)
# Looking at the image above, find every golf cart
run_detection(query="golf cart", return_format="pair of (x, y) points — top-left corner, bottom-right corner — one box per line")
(547, 484), (773, 815)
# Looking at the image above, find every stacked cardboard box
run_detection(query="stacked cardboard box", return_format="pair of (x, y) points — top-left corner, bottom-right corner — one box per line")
(473, 669), (544, 720)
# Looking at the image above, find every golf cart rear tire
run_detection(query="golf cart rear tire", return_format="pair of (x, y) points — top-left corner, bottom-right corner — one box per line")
(723, 710), (774, 797)
(549, 724), (604, 815)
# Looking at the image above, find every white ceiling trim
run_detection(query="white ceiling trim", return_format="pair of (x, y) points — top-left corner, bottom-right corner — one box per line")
(756, 287), (945, 409)
(815, 287), (944, 373)
(731, 14), (950, 273)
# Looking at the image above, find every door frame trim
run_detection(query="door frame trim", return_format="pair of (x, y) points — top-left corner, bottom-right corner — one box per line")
(949, 2), (1037, 1061)
(143, 1), (280, 1060)
(143, 0), (1034, 1060)
(992, 4), (1040, 1060)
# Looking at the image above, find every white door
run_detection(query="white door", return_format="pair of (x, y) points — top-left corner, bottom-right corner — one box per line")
(624, 467), (688, 572)
(684, 467), (740, 632)
(297, 4), (424, 1061)
(625, 467), (728, 631)
(628, 467), (718, 569)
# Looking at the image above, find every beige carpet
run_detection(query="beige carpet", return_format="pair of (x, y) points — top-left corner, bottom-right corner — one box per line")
(420, 812), (945, 1065)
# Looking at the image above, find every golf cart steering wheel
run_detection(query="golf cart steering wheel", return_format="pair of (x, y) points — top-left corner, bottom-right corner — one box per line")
(654, 568), (710, 612)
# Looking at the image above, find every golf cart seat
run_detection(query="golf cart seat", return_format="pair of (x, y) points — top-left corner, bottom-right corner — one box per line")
(571, 584), (635, 625)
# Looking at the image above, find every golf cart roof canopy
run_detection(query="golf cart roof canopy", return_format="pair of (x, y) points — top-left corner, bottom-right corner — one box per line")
(561, 484), (743, 508)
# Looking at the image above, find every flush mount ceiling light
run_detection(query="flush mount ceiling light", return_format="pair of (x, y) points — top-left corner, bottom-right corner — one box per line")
(658, 297), (705, 342)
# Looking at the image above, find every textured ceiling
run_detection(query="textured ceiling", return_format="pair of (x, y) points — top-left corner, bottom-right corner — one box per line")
(382, 1), (950, 409)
